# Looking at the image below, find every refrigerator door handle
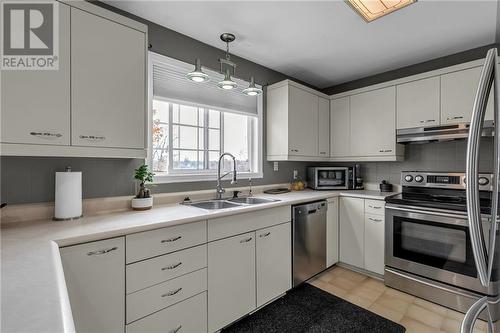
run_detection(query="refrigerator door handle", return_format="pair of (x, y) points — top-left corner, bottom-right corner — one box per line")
(466, 48), (497, 287)
(460, 296), (494, 333)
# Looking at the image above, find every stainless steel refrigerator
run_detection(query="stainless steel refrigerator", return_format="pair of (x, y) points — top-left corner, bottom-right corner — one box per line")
(463, 48), (500, 333)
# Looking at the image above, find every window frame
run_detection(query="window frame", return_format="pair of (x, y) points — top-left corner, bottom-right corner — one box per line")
(147, 54), (263, 184)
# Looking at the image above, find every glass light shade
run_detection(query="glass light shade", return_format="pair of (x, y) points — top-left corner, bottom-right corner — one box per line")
(217, 69), (238, 90)
(186, 58), (209, 83)
(242, 77), (262, 96)
(346, 0), (416, 22)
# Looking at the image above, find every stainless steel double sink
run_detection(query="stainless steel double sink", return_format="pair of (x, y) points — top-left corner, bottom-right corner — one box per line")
(182, 197), (280, 210)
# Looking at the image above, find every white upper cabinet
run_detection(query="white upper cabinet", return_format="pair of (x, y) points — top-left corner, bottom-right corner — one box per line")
(266, 80), (328, 161)
(318, 97), (330, 157)
(441, 66), (494, 124)
(350, 86), (400, 158)
(397, 77), (440, 129)
(71, 7), (146, 149)
(1, 3), (70, 146)
(330, 97), (350, 158)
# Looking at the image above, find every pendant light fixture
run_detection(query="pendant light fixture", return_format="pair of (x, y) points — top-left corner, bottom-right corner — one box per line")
(242, 76), (263, 96)
(186, 58), (209, 83)
(217, 33), (237, 90)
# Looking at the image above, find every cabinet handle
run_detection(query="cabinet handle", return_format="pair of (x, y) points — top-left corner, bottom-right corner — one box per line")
(447, 116), (464, 120)
(87, 247), (118, 256)
(161, 236), (182, 243)
(161, 262), (182, 270)
(161, 287), (182, 297)
(259, 232), (271, 238)
(369, 217), (383, 222)
(419, 119), (435, 123)
(79, 135), (106, 140)
(169, 325), (182, 333)
(319, 152), (327, 155)
(379, 149), (392, 153)
(369, 205), (382, 209)
(30, 131), (62, 138)
(240, 237), (253, 243)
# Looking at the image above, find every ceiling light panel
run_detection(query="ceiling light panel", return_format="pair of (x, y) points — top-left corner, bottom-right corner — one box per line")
(347, 0), (416, 22)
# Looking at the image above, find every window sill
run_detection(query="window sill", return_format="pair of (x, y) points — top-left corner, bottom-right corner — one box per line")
(153, 171), (263, 184)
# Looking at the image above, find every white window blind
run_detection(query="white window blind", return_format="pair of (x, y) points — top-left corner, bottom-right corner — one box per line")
(151, 52), (261, 116)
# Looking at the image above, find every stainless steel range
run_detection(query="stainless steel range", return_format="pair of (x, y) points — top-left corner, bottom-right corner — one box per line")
(384, 172), (499, 325)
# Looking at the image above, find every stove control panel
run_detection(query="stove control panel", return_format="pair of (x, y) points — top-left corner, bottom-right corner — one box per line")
(401, 172), (494, 191)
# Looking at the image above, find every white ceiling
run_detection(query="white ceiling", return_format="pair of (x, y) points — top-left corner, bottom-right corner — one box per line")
(105, 0), (499, 88)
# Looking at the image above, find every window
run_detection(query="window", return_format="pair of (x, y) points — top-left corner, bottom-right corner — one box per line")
(149, 54), (262, 183)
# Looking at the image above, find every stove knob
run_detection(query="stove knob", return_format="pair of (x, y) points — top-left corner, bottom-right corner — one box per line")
(404, 175), (413, 182)
(415, 175), (424, 183)
(478, 177), (489, 186)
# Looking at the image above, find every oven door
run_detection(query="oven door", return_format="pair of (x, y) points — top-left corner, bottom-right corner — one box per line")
(385, 204), (497, 295)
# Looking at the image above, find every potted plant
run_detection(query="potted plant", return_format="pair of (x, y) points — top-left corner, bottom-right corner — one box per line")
(131, 164), (155, 210)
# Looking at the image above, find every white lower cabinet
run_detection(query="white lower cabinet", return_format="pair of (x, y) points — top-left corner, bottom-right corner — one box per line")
(126, 292), (207, 333)
(208, 232), (256, 332)
(60, 237), (125, 333)
(326, 198), (339, 266)
(340, 197), (385, 275)
(364, 214), (385, 275)
(256, 222), (292, 307)
(339, 197), (365, 268)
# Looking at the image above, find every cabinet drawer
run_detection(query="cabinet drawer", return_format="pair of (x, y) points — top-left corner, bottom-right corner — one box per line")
(127, 268), (207, 323)
(126, 244), (207, 294)
(126, 292), (207, 333)
(364, 200), (385, 216)
(126, 221), (206, 263)
(208, 206), (290, 241)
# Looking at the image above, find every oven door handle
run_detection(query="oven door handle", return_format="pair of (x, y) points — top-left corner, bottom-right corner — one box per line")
(385, 205), (469, 220)
(466, 48), (497, 287)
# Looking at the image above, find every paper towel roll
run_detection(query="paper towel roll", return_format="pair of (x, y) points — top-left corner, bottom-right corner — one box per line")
(54, 170), (82, 220)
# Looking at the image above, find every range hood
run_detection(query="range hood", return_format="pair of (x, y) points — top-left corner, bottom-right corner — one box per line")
(396, 120), (494, 144)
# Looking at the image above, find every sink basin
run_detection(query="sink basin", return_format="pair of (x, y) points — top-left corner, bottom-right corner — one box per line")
(184, 200), (241, 210)
(227, 197), (280, 205)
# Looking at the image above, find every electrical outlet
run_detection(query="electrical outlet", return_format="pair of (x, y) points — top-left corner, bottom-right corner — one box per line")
(273, 162), (279, 171)
(293, 170), (298, 179)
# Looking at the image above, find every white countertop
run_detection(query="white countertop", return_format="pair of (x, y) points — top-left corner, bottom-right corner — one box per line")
(0, 189), (397, 333)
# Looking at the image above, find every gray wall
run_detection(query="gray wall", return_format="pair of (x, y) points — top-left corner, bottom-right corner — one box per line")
(1, 2), (497, 204)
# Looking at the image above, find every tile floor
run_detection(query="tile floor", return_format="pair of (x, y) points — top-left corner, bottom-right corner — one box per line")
(309, 266), (487, 333)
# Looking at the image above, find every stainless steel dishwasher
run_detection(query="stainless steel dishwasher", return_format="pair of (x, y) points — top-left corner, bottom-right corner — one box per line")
(292, 200), (327, 287)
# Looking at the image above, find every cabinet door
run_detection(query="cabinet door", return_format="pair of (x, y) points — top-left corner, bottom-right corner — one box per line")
(441, 66), (494, 124)
(364, 214), (385, 275)
(339, 197), (364, 268)
(397, 77), (440, 129)
(350, 87), (396, 157)
(60, 237), (125, 333)
(71, 7), (145, 149)
(208, 232), (256, 332)
(318, 97), (330, 157)
(326, 198), (339, 267)
(288, 86), (318, 156)
(1, 3), (70, 146)
(330, 97), (350, 157)
(256, 222), (291, 307)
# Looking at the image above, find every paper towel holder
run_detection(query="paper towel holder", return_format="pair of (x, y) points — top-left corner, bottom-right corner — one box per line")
(53, 166), (83, 221)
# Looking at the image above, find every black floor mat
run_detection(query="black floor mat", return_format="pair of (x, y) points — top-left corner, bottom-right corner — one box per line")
(222, 283), (406, 333)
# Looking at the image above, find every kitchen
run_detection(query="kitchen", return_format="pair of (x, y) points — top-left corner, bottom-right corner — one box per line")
(1, 1), (499, 333)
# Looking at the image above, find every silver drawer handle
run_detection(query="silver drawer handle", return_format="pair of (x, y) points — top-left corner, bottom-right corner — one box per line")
(87, 247), (118, 256)
(161, 287), (182, 297)
(259, 232), (271, 238)
(30, 131), (62, 138)
(419, 119), (435, 123)
(319, 152), (326, 155)
(291, 149), (299, 152)
(169, 325), (182, 333)
(161, 236), (182, 243)
(240, 237), (253, 243)
(447, 116), (464, 120)
(161, 262), (182, 270)
(369, 205), (382, 209)
(369, 217), (383, 222)
(79, 135), (105, 140)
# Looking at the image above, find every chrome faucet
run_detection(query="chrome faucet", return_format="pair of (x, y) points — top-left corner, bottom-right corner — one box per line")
(216, 153), (237, 199)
